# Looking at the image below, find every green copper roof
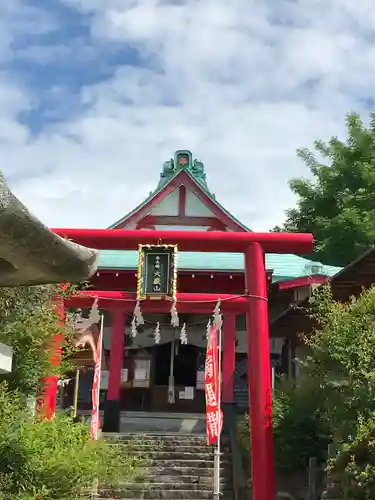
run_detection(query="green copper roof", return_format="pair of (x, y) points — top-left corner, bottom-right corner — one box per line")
(105, 149), (342, 280)
(157, 150), (209, 191)
(98, 250), (341, 282)
(109, 150), (250, 231)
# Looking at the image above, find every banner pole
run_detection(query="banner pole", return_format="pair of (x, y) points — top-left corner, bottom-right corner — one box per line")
(168, 334), (176, 404)
(73, 368), (80, 419)
(91, 315), (104, 500)
(214, 323), (222, 500)
(95, 314), (104, 440)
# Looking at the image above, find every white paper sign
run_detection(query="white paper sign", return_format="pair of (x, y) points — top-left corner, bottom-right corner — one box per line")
(100, 370), (109, 389)
(134, 368), (147, 380)
(185, 387), (194, 400)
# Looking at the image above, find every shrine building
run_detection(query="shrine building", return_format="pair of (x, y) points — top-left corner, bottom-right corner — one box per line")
(65, 150), (341, 417)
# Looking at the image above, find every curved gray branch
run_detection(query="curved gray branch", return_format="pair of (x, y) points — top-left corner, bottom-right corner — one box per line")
(0, 171), (98, 286)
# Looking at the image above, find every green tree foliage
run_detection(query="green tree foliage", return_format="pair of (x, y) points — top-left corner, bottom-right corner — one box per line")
(305, 285), (375, 497)
(0, 384), (140, 500)
(304, 285), (375, 440)
(329, 414), (375, 500)
(239, 285), (375, 497)
(237, 381), (329, 474)
(276, 111), (375, 266)
(0, 285), (76, 394)
(0, 284), (141, 499)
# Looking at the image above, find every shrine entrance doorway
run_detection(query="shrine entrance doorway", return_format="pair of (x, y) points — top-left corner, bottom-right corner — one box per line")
(152, 342), (205, 413)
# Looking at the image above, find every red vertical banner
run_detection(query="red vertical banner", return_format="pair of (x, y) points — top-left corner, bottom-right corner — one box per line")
(90, 320), (103, 440)
(205, 324), (223, 445)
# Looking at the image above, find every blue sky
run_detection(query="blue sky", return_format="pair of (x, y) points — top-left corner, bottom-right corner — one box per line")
(1, 0), (374, 230)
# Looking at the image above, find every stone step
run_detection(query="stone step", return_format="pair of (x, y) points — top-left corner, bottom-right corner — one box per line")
(131, 474), (231, 485)
(141, 458), (231, 469)
(99, 486), (233, 499)
(124, 450), (226, 460)
(102, 431), (234, 500)
(106, 433), (228, 445)
(141, 464), (231, 476)
(98, 498), (232, 500)
(138, 456), (230, 467)
(106, 431), (227, 438)
(100, 426), (236, 499)
(112, 443), (230, 454)
(119, 446), (231, 460)
(114, 476), (232, 486)
(109, 440), (215, 448)
(103, 483), (224, 491)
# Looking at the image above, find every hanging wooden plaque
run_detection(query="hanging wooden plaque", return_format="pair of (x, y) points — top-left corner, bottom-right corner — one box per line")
(137, 244), (178, 301)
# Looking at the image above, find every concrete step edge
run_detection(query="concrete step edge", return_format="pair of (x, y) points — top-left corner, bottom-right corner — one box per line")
(100, 486), (233, 492)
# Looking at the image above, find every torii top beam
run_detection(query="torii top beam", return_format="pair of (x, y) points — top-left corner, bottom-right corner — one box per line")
(51, 228), (313, 254)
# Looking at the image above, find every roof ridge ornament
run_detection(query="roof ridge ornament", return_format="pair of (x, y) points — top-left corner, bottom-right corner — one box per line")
(158, 150), (208, 189)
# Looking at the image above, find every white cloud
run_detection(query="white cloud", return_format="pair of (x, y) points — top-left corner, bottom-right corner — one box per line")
(1, 0), (375, 231)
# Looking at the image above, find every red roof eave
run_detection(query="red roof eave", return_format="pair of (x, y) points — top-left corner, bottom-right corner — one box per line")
(276, 275), (329, 291)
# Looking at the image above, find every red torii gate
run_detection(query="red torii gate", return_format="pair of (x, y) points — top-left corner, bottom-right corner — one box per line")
(51, 228), (313, 500)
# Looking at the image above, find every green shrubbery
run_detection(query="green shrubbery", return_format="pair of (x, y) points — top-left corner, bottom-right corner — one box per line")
(328, 414), (375, 499)
(0, 284), (140, 499)
(0, 284), (77, 393)
(239, 285), (375, 497)
(237, 381), (329, 473)
(0, 384), (140, 500)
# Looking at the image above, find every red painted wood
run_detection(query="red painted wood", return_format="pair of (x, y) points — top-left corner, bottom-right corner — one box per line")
(277, 275), (329, 290)
(138, 215), (225, 229)
(244, 243), (275, 500)
(107, 310), (126, 401)
(135, 224), (155, 230)
(222, 313), (236, 403)
(92, 272), (243, 293)
(52, 228), (313, 254)
(90, 271), (273, 297)
(178, 185), (186, 217)
(171, 172), (247, 231)
(113, 181), (180, 229)
(109, 170), (248, 231)
(65, 291), (249, 314)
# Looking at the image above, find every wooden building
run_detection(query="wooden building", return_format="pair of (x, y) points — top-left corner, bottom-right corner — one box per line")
(270, 246), (375, 377)
(63, 150), (342, 414)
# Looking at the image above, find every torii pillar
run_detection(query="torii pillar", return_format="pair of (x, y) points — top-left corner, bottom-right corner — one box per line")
(245, 242), (274, 500)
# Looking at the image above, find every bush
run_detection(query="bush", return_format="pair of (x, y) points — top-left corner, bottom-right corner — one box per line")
(329, 413), (375, 500)
(305, 285), (375, 439)
(0, 285), (77, 395)
(0, 384), (140, 500)
(238, 381), (329, 473)
(240, 285), (375, 490)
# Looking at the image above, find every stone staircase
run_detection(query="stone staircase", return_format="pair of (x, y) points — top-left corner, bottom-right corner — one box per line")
(99, 433), (234, 499)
